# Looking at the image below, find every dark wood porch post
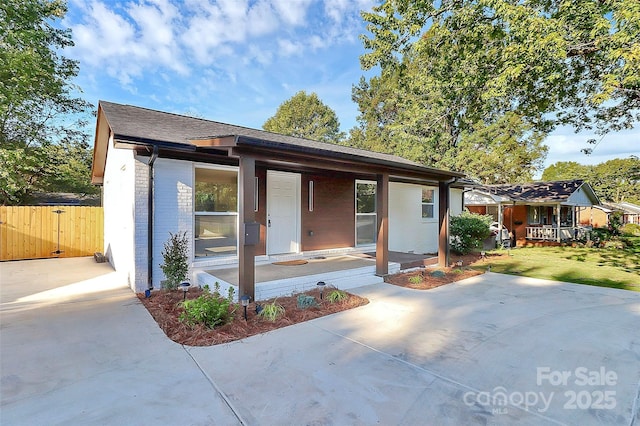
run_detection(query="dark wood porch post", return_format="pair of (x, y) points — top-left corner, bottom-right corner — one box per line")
(438, 181), (450, 267)
(238, 156), (256, 301)
(376, 173), (389, 276)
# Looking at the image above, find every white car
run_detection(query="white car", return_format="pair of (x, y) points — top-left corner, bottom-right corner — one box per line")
(489, 222), (510, 245)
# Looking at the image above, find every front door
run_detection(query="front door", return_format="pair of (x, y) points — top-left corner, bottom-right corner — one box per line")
(267, 171), (300, 255)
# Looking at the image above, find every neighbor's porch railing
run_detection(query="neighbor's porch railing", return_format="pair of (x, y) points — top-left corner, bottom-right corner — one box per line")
(525, 226), (580, 241)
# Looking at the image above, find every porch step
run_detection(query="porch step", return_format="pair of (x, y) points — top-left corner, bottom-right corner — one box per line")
(194, 263), (401, 302)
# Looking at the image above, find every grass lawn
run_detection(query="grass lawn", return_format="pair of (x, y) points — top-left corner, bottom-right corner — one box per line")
(473, 243), (640, 292)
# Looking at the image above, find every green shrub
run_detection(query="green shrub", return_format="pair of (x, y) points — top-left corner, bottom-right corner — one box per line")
(297, 294), (318, 309)
(160, 231), (189, 290)
(179, 284), (236, 328)
(590, 227), (613, 244)
(609, 211), (624, 235)
(450, 211), (492, 254)
(408, 275), (424, 284)
(621, 223), (640, 237)
(258, 299), (285, 321)
(326, 289), (348, 303)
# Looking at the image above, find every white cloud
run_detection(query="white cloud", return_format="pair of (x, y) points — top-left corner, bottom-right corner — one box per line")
(69, 0), (187, 85)
(539, 127), (640, 176)
(277, 39), (304, 57)
(271, 0), (313, 26)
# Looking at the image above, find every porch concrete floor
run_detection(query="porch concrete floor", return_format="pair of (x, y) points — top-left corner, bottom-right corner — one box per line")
(205, 252), (437, 286)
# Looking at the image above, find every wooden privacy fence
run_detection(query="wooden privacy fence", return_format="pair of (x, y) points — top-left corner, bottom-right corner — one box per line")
(0, 206), (103, 261)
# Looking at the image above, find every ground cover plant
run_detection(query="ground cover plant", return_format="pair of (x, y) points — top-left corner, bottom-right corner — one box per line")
(139, 287), (368, 346)
(473, 246), (640, 291)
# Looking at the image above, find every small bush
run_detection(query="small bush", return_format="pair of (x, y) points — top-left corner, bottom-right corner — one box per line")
(620, 223), (640, 237)
(259, 299), (285, 321)
(590, 227), (613, 245)
(297, 294), (318, 309)
(179, 284), (236, 329)
(160, 231), (189, 290)
(408, 275), (424, 284)
(450, 211), (492, 254)
(326, 289), (348, 303)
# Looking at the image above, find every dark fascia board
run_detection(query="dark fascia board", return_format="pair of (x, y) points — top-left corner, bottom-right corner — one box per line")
(113, 135), (197, 152)
(234, 135), (465, 180)
(112, 132), (464, 181)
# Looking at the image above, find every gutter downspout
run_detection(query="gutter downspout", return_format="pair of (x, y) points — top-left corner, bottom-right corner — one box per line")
(147, 146), (159, 290)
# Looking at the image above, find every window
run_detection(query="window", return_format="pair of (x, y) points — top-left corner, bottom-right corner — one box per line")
(486, 205), (499, 221)
(356, 181), (376, 245)
(421, 187), (435, 219)
(194, 167), (238, 258)
(559, 206), (573, 226)
(528, 206), (548, 225)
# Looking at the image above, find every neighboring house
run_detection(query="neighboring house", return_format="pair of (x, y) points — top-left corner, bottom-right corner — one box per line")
(577, 205), (614, 228)
(464, 180), (600, 246)
(91, 101), (465, 297)
(604, 202), (640, 225)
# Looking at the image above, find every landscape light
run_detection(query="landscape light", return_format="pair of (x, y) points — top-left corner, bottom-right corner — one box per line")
(179, 281), (190, 301)
(317, 281), (326, 299)
(241, 294), (250, 321)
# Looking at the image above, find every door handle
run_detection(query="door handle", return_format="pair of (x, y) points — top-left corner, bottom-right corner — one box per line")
(268, 219), (271, 227)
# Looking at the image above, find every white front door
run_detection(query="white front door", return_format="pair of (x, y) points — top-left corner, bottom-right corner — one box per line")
(267, 171), (300, 255)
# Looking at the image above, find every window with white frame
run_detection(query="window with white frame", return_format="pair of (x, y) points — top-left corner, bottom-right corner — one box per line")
(356, 181), (376, 245)
(421, 187), (435, 219)
(194, 167), (238, 258)
(528, 206), (548, 225)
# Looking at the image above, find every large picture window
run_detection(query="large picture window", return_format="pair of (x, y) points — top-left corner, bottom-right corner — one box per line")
(194, 167), (238, 258)
(356, 181), (376, 245)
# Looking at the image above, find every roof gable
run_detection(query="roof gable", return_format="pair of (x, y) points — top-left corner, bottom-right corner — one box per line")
(465, 180), (600, 205)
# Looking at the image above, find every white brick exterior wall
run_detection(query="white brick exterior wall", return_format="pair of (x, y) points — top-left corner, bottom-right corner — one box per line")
(102, 136), (137, 290)
(103, 146), (196, 292)
(151, 158), (193, 289)
(451, 188), (464, 216)
(133, 157), (149, 291)
(389, 182), (439, 254)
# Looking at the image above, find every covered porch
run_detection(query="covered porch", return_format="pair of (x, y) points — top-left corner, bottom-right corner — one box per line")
(194, 250), (437, 301)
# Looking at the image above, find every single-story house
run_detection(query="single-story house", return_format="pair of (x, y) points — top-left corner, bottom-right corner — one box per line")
(604, 202), (640, 225)
(91, 101), (465, 298)
(464, 180), (600, 246)
(577, 205), (614, 228)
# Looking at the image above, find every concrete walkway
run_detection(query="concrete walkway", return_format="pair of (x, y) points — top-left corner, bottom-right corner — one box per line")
(2, 258), (639, 425)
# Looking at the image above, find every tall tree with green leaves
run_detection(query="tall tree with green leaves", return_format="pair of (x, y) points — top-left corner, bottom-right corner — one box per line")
(350, 0), (639, 181)
(542, 157), (640, 203)
(0, 0), (95, 205)
(263, 91), (345, 144)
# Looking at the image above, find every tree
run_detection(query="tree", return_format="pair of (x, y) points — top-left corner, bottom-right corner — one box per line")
(449, 113), (548, 184)
(541, 157), (640, 203)
(349, 35), (548, 182)
(360, 0), (639, 139)
(263, 91), (345, 143)
(0, 0), (95, 205)
(541, 161), (591, 182)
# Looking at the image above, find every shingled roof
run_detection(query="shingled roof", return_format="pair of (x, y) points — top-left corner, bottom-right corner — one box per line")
(470, 180), (597, 203)
(97, 101), (463, 179)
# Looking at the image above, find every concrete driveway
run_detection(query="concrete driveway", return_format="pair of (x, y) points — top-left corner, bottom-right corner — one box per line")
(2, 259), (639, 425)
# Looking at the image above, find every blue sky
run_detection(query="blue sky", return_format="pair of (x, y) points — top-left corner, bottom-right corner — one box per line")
(64, 0), (638, 175)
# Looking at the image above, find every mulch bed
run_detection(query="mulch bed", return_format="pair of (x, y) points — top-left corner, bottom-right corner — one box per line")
(138, 252), (506, 346)
(138, 287), (368, 346)
(384, 253), (495, 290)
